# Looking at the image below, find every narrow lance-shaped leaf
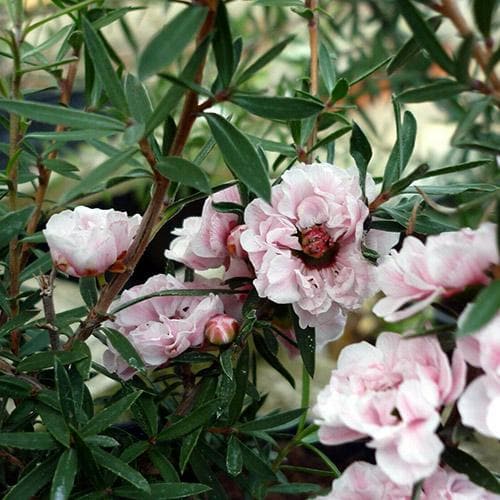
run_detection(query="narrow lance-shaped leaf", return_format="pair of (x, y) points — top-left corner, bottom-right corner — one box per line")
(226, 435), (243, 476)
(50, 448), (78, 500)
(55, 358), (77, 426)
(292, 311), (315, 377)
(212, 0), (234, 87)
(397, 80), (469, 103)
(349, 122), (372, 197)
(82, 17), (128, 112)
(139, 6), (207, 79)
(125, 73), (153, 124)
(102, 327), (145, 372)
(319, 42), (336, 94)
(472, 0), (497, 39)
(0, 98), (124, 130)
(156, 156), (211, 194)
(0, 432), (57, 450)
(397, 0), (456, 75)
(204, 113), (271, 202)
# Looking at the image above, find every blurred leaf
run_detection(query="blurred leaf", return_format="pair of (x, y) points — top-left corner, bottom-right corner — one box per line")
(397, 80), (469, 103)
(389, 163), (430, 195)
(20, 252), (52, 282)
(473, 0), (497, 39)
(144, 40), (210, 136)
(44, 159), (80, 180)
(420, 159), (492, 179)
(455, 35), (474, 83)
(158, 73), (213, 98)
(254, 333), (295, 387)
(443, 448), (500, 493)
(226, 435), (243, 476)
(149, 449), (180, 482)
(457, 280), (500, 337)
(55, 358), (77, 426)
(92, 447), (150, 492)
(18, 351), (87, 372)
(82, 17), (128, 112)
(382, 107), (417, 190)
(125, 73), (153, 124)
(204, 113), (271, 202)
(254, 0), (303, 5)
(157, 399), (220, 442)
(213, 1), (234, 87)
(397, 0), (456, 75)
(61, 147), (136, 203)
(0, 431), (56, 449)
(237, 35), (294, 84)
(112, 483), (212, 499)
(102, 327), (145, 372)
(79, 277), (98, 308)
(0, 98), (124, 130)
(81, 391), (142, 436)
(50, 448), (78, 500)
(329, 78), (349, 103)
(236, 408), (305, 432)
(267, 483), (322, 495)
(0, 310), (38, 338)
(292, 312), (315, 377)
(238, 439), (276, 480)
(349, 122), (372, 197)
(350, 56), (391, 85)
(232, 94), (324, 120)
(4, 453), (58, 500)
(25, 129), (117, 142)
(0, 376), (32, 398)
(0, 206), (33, 248)
(404, 183), (497, 195)
(156, 156), (211, 193)
(387, 16), (442, 75)
(319, 43), (336, 94)
(138, 6), (207, 79)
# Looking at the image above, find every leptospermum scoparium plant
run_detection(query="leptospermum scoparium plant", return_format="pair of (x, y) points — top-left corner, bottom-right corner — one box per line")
(0, 0), (499, 498)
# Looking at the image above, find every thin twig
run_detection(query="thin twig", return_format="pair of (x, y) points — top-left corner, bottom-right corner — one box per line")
(38, 267), (59, 350)
(305, 0), (319, 161)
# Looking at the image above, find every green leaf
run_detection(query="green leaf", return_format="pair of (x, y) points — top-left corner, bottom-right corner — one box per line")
(231, 94), (323, 120)
(292, 312), (315, 377)
(157, 399), (220, 442)
(443, 447), (500, 494)
(55, 358), (77, 426)
(82, 17), (128, 112)
(92, 447), (150, 493)
(213, 1), (234, 87)
(397, 0), (456, 75)
(382, 107), (417, 190)
(144, 37), (210, 136)
(102, 327), (145, 372)
(237, 35), (294, 84)
(25, 129), (117, 142)
(148, 449), (180, 482)
(0, 206), (33, 248)
(61, 147), (136, 203)
(0, 376), (32, 398)
(204, 113), (271, 202)
(389, 163), (430, 195)
(125, 73), (153, 125)
(0, 98), (124, 130)
(227, 345), (249, 424)
(132, 395), (158, 437)
(17, 351), (87, 372)
(0, 431), (57, 450)
(156, 156), (211, 194)
(473, 0), (497, 39)
(238, 439), (276, 480)
(226, 435), (243, 476)
(81, 391), (142, 437)
(237, 408), (306, 432)
(349, 122), (372, 197)
(44, 159), (80, 180)
(50, 448), (78, 500)
(329, 78), (349, 103)
(4, 453), (58, 500)
(319, 43), (336, 94)
(420, 159), (492, 179)
(179, 427), (203, 473)
(455, 35), (474, 83)
(37, 402), (71, 448)
(79, 277), (98, 308)
(267, 483), (322, 495)
(254, 0), (303, 5)
(397, 80), (469, 103)
(138, 6), (207, 79)
(0, 309), (39, 338)
(20, 252), (53, 282)
(387, 16), (442, 75)
(112, 483), (211, 499)
(457, 280), (500, 337)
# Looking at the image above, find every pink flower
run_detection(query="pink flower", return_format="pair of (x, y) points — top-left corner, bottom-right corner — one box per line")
(314, 332), (465, 484)
(317, 463), (500, 500)
(43, 206), (141, 277)
(422, 466), (500, 499)
(240, 163), (381, 347)
(458, 310), (500, 439)
(315, 461), (412, 499)
(103, 274), (224, 378)
(374, 223), (498, 322)
(165, 186), (251, 278)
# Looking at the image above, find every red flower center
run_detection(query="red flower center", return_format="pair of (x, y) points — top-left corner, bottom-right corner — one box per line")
(297, 225), (339, 269)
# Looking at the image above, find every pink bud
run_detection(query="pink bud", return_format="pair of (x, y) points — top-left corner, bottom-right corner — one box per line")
(226, 225), (248, 259)
(204, 314), (239, 345)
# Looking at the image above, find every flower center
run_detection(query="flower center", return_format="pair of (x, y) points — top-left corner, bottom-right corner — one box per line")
(297, 225), (339, 269)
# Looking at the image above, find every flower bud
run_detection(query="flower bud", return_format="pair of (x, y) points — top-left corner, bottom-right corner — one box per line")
(204, 314), (239, 345)
(226, 225), (248, 259)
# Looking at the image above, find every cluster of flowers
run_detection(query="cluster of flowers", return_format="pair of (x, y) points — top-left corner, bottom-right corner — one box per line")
(44, 163), (499, 493)
(314, 221), (499, 494)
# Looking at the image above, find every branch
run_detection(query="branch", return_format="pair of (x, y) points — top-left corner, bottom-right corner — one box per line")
(305, 0), (319, 161)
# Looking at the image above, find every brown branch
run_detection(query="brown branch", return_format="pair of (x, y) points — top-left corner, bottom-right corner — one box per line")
(305, 0), (319, 162)
(64, 2), (218, 350)
(38, 267), (59, 350)
(437, 0), (500, 93)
